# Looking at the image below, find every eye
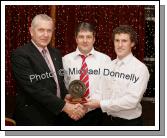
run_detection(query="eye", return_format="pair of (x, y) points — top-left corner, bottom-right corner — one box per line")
(122, 39), (127, 42)
(87, 35), (93, 39)
(38, 29), (45, 32)
(114, 39), (119, 42)
(78, 35), (84, 39)
(47, 29), (52, 33)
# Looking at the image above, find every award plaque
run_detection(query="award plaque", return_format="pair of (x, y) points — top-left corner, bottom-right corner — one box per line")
(68, 80), (87, 104)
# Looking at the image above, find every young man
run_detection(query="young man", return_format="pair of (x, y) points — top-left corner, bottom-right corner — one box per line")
(84, 25), (150, 126)
(63, 22), (111, 125)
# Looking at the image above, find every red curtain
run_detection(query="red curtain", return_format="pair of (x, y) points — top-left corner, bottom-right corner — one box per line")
(55, 5), (145, 60)
(5, 5), (145, 97)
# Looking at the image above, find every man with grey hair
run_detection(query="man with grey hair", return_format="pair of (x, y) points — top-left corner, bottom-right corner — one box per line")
(11, 14), (86, 125)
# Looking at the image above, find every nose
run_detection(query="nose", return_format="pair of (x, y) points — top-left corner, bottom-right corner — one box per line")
(44, 31), (49, 37)
(118, 41), (122, 47)
(83, 37), (87, 43)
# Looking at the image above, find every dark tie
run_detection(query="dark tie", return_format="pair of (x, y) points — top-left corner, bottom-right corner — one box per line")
(42, 48), (61, 98)
(80, 55), (90, 97)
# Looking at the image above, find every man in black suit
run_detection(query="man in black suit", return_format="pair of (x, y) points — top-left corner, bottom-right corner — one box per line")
(11, 14), (86, 126)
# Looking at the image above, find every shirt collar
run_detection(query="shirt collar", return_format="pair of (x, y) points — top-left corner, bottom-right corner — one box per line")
(115, 53), (133, 65)
(31, 39), (48, 53)
(74, 47), (95, 58)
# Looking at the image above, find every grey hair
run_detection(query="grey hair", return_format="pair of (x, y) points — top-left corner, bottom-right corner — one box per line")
(31, 14), (53, 28)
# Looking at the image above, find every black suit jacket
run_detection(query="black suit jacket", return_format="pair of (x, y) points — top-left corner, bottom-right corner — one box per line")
(11, 41), (68, 125)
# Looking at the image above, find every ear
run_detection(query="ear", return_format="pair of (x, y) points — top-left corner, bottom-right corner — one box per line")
(75, 37), (78, 43)
(29, 27), (33, 36)
(93, 37), (95, 43)
(131, 42), (135, 48)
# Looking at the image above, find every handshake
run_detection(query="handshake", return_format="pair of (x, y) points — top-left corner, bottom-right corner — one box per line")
(62, 94), (100, 121)
(62, 94), (88, 121)
(62, 80), (100, 121)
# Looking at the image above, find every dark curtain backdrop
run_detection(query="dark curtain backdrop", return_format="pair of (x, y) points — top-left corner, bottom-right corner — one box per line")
(56, 5), (145, 59)
(5, 5), (145, 116)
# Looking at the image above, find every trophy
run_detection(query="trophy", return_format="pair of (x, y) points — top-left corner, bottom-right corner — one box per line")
(68, 80), (87, 104)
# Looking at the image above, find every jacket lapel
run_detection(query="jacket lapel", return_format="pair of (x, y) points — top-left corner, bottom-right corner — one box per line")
(29, 42), (52, 74)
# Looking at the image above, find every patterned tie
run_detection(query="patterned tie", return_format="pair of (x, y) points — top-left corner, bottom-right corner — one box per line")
(42, 48), (61, 98)
(80, 55), (90, 97)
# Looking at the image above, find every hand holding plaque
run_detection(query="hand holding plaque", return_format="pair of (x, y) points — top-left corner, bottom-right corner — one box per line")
(68, 80), (87, 104)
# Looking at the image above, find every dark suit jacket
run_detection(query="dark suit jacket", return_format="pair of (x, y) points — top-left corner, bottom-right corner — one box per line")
(11, 41), (68, 125)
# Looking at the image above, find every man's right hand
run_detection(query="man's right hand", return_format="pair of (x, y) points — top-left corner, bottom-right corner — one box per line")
(62, 102), (87, 121)
(64, 94), (71, 103)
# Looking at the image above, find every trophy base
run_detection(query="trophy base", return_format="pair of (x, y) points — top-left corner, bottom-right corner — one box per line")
(69, 97), (87, 104)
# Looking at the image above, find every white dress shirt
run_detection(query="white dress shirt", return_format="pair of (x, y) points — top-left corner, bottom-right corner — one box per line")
(100, 53), (150, 120)
(63, 47), (111, 101)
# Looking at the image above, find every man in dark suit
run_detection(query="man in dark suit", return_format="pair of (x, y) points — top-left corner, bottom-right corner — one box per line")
(11, 14), (86, 126)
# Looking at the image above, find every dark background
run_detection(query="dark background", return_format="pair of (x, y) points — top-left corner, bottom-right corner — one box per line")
(5, 5), (155, 125)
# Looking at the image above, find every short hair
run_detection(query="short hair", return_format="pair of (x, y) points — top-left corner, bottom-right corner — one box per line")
(31, 14), (53, 28)
(75, 22), (95, 37)
(112, 25), (138, 44)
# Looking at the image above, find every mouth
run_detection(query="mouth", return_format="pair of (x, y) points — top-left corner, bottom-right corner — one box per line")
(41, 39), (48, 42)
(41, 39), (48, 41)
(82, 44), (88, 47)
(117, 48), (124, 52)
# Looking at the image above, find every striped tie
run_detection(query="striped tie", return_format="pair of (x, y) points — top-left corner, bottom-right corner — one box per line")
(80, 55), (89, 97)
(42, 48), (61, 98)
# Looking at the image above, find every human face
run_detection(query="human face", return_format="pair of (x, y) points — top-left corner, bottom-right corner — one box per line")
(76, 30), (95, 55)
(30, 20), (53, 48)
(114, 33), (134, 59)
